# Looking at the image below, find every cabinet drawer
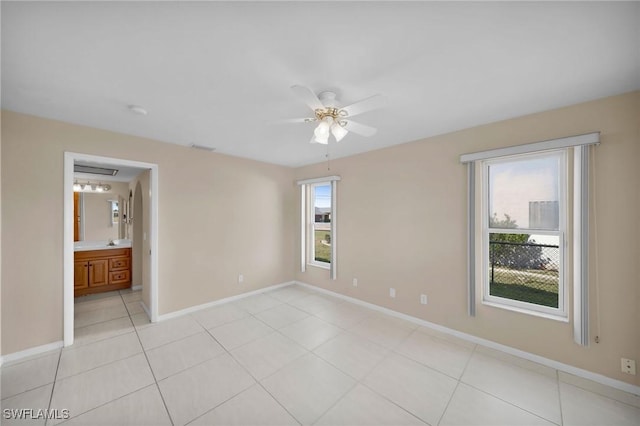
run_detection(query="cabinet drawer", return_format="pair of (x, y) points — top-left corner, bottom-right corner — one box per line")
(109, 257), (130, 271)
(109, 270), (130, 285)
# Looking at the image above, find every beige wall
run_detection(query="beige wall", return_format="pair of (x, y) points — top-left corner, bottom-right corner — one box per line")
(1, 111), (295, 354)
(295, 91), (640, 386)
(80, 182), (129, 242)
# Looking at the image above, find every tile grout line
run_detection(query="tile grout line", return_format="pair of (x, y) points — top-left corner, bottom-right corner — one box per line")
(234, 295), (343, 425)
(53, 286), (632, 425)
(557, 369), (565, 426)
(244, 295), (356, 425)
(434, 342), (477, 426)
(460, 344), (562, 424)
(53, 384), (161, 425)
(344, 321), (430, 425)
(44, 347), (64, 426)
(121, 291), (176, 426)
(197, 320), (304, 425)
(49, 292), (169, 425)
(559, 380), (640, 410)
(459, 380), (563, 425)
(388, 330), (473, 383)
(55, 348), (140, 383)
(309, 325), (406, 425)
(460, 346), (564, 425)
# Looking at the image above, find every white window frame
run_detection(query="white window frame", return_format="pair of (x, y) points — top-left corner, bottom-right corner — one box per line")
(308, 182), (332, 270)
(481, 150), (568, 320)
(297, 176), (339, 279)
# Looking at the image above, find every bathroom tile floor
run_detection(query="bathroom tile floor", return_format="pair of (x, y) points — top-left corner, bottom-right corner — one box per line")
(2, 284), (639, 425)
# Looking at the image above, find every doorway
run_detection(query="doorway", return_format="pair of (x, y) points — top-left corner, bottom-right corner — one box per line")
(64, 152), (159, 347)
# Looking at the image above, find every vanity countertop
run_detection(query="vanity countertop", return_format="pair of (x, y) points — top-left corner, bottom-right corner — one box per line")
(74, 239), (132, 252)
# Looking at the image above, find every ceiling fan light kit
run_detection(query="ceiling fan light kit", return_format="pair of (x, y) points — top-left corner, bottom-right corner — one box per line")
(285, 85), (385, 145)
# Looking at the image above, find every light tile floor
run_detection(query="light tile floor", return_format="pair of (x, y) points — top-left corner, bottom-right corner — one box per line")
(2, 284), (639, 425)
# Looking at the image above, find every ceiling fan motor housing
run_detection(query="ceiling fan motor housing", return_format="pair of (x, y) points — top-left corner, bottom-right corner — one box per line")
(318, 91), (338, 108)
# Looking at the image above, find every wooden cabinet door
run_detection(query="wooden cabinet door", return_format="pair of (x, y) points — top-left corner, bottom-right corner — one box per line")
(89, 259), (109, 287)
(74, 261), (89, 288)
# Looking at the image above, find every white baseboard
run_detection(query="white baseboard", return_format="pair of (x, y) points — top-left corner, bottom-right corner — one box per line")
(6, 280), (636, 397)
(1, 340), (64, 367)
(156, 281), (296, 322)
(295, 281), (640, 396)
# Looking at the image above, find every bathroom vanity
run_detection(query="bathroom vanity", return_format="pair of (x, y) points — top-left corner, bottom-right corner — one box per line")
(74, 241), (132, 297)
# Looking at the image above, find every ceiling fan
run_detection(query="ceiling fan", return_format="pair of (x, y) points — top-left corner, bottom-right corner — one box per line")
(282, 85), (386, 144)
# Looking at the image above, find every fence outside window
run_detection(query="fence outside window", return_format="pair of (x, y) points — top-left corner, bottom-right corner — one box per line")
(489, 240), (560, 308)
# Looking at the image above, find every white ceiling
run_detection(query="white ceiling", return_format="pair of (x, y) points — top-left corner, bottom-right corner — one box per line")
(2, 2), (639, 167)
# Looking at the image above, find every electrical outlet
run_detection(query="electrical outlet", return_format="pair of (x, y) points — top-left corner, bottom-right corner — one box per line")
(389, 288), (396, 298)
(420, 294), (428, 305)
(352, 278), (358, 287)
(621, 358), (636, 375)
(238, 274), (244, 284)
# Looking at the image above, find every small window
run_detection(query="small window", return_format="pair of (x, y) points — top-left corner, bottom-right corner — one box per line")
(309, 183), (332, 267)
(298, 176), (339, 278)
(482, 151), (566, 318)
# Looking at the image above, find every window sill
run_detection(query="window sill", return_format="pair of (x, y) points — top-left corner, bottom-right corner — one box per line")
(482, 300), (569, 322)
(307, 261), (330, 270)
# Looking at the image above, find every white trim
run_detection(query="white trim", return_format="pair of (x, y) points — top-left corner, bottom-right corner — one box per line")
(330, 179), (337, 280)
(467, 162), (475, 316)
(573, 145), (590, 346)
(300, 185), (306, 273)
(0, 341), (64, 366)
(460, 132), (600, 163)
(307, 261), (330, 270)
(156, 281), (295, 322)
(481, 150), (568, 319)
(294, 281), (640, 396)
(79, 193), (85, 240)
(296, 175), (341, 185)
(149, 161), (159, 323)
(307, 182), (333, 270)
(64, 152), (160, 345)
(63, 153), (75, 346)
(482, 300), (570, 322)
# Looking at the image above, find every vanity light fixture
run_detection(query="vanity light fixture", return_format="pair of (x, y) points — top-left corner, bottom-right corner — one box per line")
(73, 181), (111, 193)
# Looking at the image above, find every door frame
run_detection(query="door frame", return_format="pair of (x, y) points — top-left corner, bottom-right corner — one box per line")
(64, 152), (159, 346)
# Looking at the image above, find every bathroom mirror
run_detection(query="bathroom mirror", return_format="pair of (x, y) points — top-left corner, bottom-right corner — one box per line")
(75, 192), (124, 241)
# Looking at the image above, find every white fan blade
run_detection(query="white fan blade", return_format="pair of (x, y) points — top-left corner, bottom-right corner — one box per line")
(343, 120), (377, 137)
(273, 117), (317, 124)
(291, 85), (324, 111)
(339, 94), (386, 117)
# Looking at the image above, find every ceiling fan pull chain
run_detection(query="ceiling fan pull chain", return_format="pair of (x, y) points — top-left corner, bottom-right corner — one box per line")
(326, 143), (331, 171)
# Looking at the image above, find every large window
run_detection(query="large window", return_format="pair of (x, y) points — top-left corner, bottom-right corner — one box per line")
(462, 132), (598, 342)
(298, 176), (339, 279)
(482, 151), (566, 317)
